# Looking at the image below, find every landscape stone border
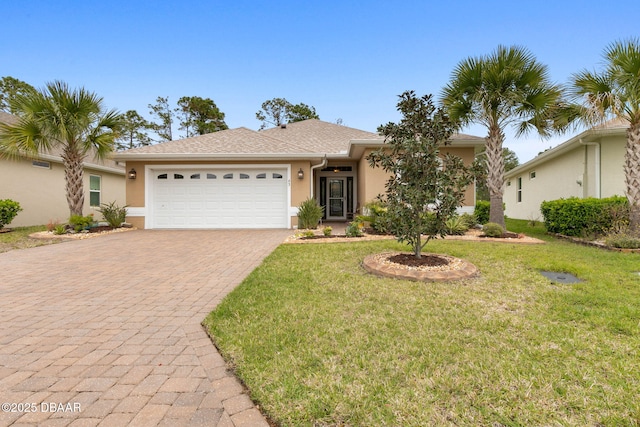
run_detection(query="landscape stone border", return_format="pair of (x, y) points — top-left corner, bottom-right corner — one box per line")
(362, 251), (480, 282)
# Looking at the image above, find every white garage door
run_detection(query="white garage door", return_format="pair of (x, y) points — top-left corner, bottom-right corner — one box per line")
(151, 168), (288, 229)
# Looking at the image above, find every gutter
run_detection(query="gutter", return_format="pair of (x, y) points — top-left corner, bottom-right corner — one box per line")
(310, 155), (327, 198)
(579, 139), (601, 198)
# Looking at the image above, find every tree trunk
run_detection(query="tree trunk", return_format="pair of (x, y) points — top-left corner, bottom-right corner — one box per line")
(485, 125), (506, 228)
(625, 122), (640, 235)
(414, 215), (422, 258)
(62, 147), (86, 217)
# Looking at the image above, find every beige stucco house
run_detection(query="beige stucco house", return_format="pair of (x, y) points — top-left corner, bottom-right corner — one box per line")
(114, 119), (485, 229)
(0, 112), (126, 227)
(504, 119), (629, 221)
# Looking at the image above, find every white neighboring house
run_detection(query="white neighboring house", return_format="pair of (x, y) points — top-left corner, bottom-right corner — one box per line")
(504, 119), (628, 221)
(0, 112), (126, 227)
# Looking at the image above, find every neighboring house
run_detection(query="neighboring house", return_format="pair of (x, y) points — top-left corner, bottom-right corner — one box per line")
(504, 118), (628, 221)
(114, 119), (485, 229)
(0, 112), (126, 227)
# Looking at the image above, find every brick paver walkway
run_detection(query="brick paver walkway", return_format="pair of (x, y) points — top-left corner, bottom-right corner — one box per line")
(0, 229), (290, 427)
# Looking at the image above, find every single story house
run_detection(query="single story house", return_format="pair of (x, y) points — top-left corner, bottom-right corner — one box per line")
(114, 119), (485, 229)
(0, 112), (127, 227)
(504, 118), (629, 221)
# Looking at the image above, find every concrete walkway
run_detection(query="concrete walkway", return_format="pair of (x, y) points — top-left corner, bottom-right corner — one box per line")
(0, 229), (290, 427)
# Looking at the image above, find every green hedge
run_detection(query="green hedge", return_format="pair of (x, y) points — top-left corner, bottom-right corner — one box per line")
(540, 196), (629, 237)
(474, 200), (490, 224)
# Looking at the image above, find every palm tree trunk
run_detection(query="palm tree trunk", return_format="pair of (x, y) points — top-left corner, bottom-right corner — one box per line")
(486, 124), (506, 228)
(62, 147), (86, 217)
(625, 122), (640, 235)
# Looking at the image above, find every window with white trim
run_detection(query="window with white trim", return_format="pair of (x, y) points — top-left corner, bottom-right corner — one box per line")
(516, 177), (522, 203)
(89, 175), (101, 207)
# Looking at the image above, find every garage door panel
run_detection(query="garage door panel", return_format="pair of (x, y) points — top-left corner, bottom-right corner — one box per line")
(152, 168), (288, 229)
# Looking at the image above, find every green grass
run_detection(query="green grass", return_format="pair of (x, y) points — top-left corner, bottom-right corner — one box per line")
(0, 225), (60, 253)
(203, 220), (640, 426)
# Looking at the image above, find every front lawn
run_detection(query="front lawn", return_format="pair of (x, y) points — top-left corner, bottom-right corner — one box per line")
(0, 225), (60, 253)
(203, 220), (640, 426)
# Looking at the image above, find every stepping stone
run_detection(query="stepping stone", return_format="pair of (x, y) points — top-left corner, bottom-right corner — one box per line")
(540, 271), (582, 284)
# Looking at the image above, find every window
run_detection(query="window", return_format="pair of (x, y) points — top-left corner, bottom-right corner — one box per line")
(32, 160), (51, 169)
(256, 173), (266, 179)
(89, 175), (101, 207)
(516, 177), (523, 203)
(190, 173), (200, 179)
(174, 174), (184, 180)
(272, 173), (283, 179)
(158, 174), (167, 179)
(207, 173), (217, 179)
(507, 181), (511, 187)
(223, 173), (233, 179)
(240, 173), (250, 179)
(529, 171), (536, 179)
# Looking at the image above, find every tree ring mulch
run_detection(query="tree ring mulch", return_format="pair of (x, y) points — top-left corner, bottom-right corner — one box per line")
(362, 251), (479, 282)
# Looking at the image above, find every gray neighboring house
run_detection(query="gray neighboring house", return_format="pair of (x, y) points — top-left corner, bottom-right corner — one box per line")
(0, 112), (126, 227)
(504, 119), (629, 221)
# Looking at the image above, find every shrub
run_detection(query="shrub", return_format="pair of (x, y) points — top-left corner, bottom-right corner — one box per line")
(98, 201), (128, 228)
(474, 200), (490, 224)
(345, 220), (364, 237)
(361, 200), (392, 234)
(297, 198), (324, 229)
(323, 226), (332, 237)
(53, 224), (67, 235)
(69, 214), (96, 232)
(0, 199), (22, 229)
(482, 222), (504, 237)
(460, 213), (477, 228)
(605, 233), (640, 249)
(445, 215), (470, 235)
(301, 230), (315, 238)
(46, 219), (61, 232)
(541, 196), (629, 237)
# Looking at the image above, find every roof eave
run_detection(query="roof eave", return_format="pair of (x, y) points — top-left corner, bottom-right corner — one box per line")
(504, 126), (627, 178)
(112, 152), (327, 162)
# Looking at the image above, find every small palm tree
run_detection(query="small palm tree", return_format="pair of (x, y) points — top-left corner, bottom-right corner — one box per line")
(0, 81), (122, 216)
(442, 46), (564, 227)
(571, 39), (640, 234)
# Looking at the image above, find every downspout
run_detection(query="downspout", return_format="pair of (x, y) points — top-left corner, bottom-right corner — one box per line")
(310, 155), (327, 199)
(580, 139), (601, 198)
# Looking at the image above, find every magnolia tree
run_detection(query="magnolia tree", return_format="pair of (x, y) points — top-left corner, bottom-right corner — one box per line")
(367, 91), (475, 258)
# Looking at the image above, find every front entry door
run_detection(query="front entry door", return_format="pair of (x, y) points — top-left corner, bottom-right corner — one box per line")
(327, 178), (346, 220)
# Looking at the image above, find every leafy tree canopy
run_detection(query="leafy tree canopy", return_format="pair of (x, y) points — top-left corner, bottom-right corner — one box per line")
(116, 110), (152, 150)
(256, 97), (319, 129)
(368, 91), (476, 258)
(176, 96), (228, 137)
(148, 96), (173, 142)
(0, 76), (37, 115)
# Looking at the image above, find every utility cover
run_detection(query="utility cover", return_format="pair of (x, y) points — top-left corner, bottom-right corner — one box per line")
(540, 271), (582, 284)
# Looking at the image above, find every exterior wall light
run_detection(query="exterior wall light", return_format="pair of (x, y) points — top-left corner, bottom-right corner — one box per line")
(128, 168), (137, 180)
(297, 168), (304, 180)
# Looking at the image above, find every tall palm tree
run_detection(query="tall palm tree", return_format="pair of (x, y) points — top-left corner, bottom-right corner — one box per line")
(571, 39), (640, 234)
(0, 81), (122, 216)
(441, 45), (564, 227)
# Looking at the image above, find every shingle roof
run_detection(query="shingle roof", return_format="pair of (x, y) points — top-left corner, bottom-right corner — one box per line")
(115, 119), (485, 160)
(261, 119), (381, 154)
(123, 127), (312, 155)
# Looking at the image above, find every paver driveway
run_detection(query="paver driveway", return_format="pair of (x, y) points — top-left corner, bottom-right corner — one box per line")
(0, 229), (290, 427)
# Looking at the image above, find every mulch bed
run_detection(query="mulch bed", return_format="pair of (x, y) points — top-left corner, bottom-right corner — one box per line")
(388, 253), (449, 267)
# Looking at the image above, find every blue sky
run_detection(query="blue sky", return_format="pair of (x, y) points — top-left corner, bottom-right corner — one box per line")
(2, 0), (639, 162)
